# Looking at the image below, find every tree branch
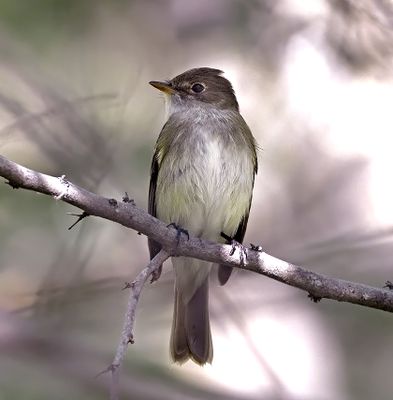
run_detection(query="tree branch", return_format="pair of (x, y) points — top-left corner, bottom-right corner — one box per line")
(1, 152), (392, 314)
(109, 249), (169, 400)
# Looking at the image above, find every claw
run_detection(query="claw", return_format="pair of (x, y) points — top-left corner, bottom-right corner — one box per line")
(230, 239), (248, 267)
(220, 231), (248, 266)
(167, 223), (190, 245)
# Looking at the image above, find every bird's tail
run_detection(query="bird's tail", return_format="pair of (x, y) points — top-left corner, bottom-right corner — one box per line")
(170, 277), (213, 365)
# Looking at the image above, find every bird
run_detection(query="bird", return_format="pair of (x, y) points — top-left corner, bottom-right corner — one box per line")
(148, 67), (257, 365)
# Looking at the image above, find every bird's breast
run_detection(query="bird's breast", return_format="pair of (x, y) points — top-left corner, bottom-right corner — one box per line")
(156, 124), (253, 240)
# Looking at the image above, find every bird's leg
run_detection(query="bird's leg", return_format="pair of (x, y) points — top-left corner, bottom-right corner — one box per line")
(150, 223), (189, 283)
(220, 232), (248, 267)
(167, 223), (190, 249)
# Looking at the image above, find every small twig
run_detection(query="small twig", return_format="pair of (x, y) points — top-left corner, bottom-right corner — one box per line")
(6, 179), (19, 189)
(308, 293), (322, 303)
(121, 282), (134, 291)
(122, 192), (135, 204)
(67, 211), (90, 230)
(250, 243), (263, 252)
(384, 280), (393, 290)
(109, 250), (170, 400)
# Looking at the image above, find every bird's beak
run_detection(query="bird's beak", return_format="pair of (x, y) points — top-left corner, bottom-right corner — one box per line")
(149, 80), (177, 94)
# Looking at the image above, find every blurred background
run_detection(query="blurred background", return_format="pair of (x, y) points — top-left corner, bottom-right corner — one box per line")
(0, 0), (393, 399)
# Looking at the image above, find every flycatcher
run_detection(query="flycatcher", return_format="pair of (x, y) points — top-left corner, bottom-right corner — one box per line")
(148, 67), (257, 365)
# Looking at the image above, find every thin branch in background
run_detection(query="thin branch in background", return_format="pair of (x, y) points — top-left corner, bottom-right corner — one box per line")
(0, 80), (119, 188)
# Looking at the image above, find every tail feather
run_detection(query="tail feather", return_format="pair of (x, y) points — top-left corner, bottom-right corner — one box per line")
(170, 278), (213, 365)
(170, 286), (189, 364)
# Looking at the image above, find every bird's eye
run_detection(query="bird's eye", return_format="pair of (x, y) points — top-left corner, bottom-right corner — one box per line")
(191, 83), (205, 93)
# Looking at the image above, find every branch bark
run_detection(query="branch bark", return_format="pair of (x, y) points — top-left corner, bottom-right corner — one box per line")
(0, 152), (392, 314)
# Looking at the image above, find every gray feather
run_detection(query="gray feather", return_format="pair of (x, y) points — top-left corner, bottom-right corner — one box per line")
(170, 277), (212, 365)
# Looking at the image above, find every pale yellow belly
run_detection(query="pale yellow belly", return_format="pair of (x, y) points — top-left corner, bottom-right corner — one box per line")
(155, 139), (253, 242)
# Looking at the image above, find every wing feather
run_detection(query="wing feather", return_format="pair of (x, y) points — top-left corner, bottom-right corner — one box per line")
(148, 150), (162, 260)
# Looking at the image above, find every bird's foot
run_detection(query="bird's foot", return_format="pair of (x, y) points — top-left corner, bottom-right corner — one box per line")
(220, 232), (248, 267)
(167, 223), (190, 248)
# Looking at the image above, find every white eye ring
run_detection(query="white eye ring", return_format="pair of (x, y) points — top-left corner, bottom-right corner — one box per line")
(191, 83), (205, 93)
